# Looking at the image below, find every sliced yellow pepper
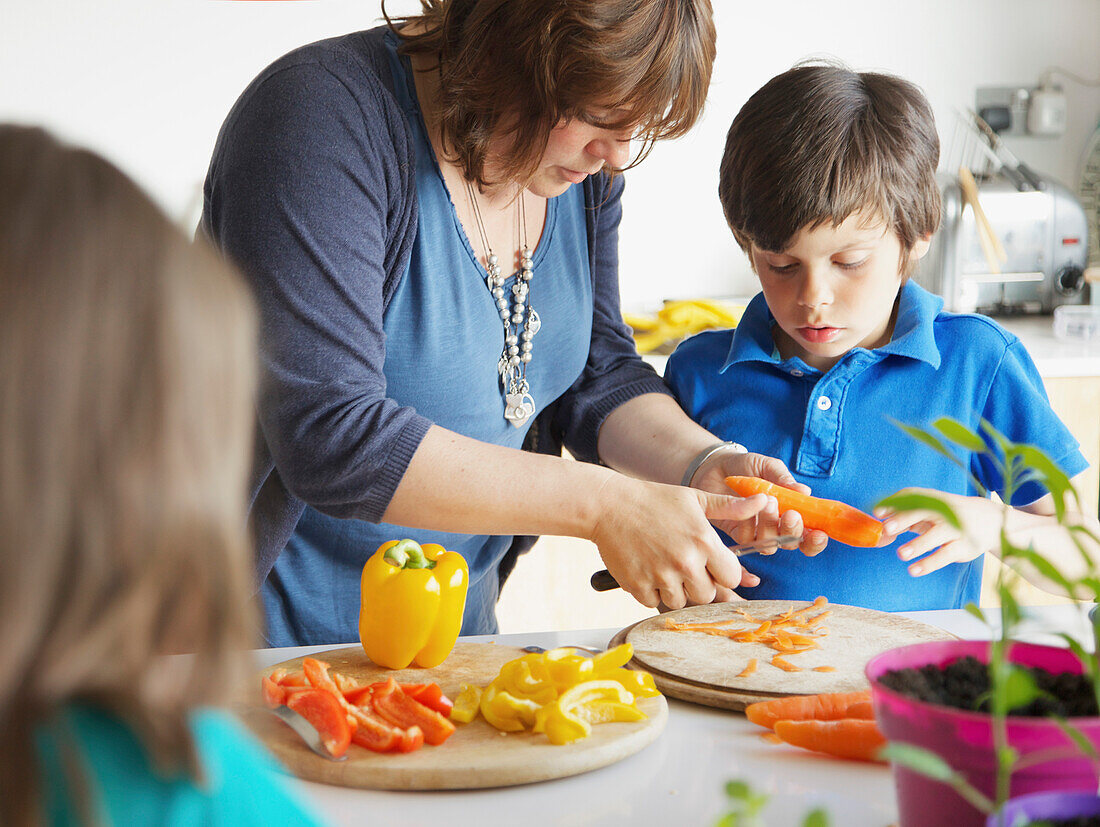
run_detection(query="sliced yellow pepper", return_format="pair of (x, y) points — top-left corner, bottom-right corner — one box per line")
(534, 680), (636, 745)
(450, 683), (483, 724)
(358, 539), (469, 669)
(479, 685), (540, 731)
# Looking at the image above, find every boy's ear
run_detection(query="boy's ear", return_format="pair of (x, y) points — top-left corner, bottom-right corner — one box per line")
(909, 233), (933, 261)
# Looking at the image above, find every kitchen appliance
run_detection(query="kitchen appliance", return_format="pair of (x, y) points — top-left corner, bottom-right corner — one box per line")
(917, 169), (1093, 315)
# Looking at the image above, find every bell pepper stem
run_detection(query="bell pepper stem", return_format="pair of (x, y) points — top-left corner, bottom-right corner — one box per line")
(384, 539), (436, 570)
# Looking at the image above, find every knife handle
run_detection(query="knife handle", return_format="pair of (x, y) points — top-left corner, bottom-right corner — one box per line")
(590, 569), (620, 592)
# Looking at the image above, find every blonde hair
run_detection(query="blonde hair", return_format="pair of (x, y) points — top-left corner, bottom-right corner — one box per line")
(0, 125), (259, 825)
(387, 0), (716, 187)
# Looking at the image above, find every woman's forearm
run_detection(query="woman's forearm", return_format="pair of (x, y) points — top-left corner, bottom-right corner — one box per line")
(381, 424), (618, 538)
(596, 392), (722, 485)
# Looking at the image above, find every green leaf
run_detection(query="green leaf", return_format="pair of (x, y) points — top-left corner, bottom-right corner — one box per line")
(879, 743), (995, 813)
(964, 603), (987, 623)
(1001, 666), (1040, 712)
(888, 419), (960, 465)
(879, 743), (956, 780)
(802, 809), (830, 827)
(1012, 547), (1075, 596)
(1053, 718), (1100, 763)
(874, 492), (962, 529)
(933, 417), (988, 452)
(725, 780), (752, 800)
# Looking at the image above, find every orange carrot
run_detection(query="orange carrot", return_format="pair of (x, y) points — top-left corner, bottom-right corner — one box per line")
(736, 659), (758, 678)
(744, 690), (872, 730)
(772, 718), (886, 762)
(812, 666), (837, 673)
(770, 655), (801, 672)
(724, 476), (883, 547)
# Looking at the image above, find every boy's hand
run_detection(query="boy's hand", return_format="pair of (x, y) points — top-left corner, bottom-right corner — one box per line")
(690, 450), (829, 558)
(875, 488), (999, 576)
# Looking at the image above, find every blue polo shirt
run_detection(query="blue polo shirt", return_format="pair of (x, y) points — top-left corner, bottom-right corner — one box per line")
(665, 281), (1088, 611)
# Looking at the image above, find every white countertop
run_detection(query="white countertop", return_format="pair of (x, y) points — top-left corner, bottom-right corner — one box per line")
(253, 604), (1096, 827)
(640, 313), (1100, 378)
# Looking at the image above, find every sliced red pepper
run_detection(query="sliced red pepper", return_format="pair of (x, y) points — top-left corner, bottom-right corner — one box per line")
(286, 688), (352, 758)
(371, 678), (456, 746)
(343, 685), (373, 707)
(347, 702), (424, 753)
(404, 683), (454, 717)
(261, 676), (287, 708)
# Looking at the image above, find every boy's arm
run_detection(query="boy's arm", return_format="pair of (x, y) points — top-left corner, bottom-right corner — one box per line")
(876, 477), (1097, 594)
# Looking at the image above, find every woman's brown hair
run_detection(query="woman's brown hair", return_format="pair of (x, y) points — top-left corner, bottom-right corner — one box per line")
(386, 0), (716, 187)
(719, 62), (941, 271)
(0, 125), (259, 825)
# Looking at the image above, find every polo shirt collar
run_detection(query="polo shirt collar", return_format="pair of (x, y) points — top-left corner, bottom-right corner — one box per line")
(720, 280), (943, 373)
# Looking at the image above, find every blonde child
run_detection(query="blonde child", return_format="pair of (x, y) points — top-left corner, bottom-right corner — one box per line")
(0, 125), (322, 825)
(665, 64), (1089, 610)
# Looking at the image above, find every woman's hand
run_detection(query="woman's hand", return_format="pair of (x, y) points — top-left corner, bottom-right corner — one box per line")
(876, 489), (1004, 576)
(589, 474), (771, 610)
(690, 450), (829, 558)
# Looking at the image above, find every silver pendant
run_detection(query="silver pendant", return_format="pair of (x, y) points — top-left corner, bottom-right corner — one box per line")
(504, 391), (536, 427)
(526, 310), (541, 336)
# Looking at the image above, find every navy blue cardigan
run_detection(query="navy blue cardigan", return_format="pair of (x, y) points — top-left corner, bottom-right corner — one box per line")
(202, 27), (669, 584)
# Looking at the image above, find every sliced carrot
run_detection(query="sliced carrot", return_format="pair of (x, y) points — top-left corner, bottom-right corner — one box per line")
(812, 666), (837, 673)
(845, 701), (874, 719)
(771, 655), (801, 672)
(724, 476), (883, 547)
(736, 659), (758, 678)
(772, 718), (886, 762)
(761, 732), (783, 744)
(744, 690), (872, 730)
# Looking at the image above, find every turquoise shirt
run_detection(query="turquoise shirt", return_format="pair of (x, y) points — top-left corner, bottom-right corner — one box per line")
(666, 281), (1088, 611)
(261, 29), (593, 646)
(36, 706), (323, 826)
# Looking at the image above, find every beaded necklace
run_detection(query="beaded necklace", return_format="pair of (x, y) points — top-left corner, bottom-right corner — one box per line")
(464, 180), (540, 426)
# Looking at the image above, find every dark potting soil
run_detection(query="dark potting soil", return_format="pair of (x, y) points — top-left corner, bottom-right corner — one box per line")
(1028, 818), (1100, 826)
(877, 655), (1099, 717)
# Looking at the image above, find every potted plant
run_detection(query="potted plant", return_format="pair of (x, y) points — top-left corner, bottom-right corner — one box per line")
(866, 417), (1100, 827)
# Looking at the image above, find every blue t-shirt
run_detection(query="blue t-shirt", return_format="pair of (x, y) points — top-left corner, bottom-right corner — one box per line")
(35, 706), (323, 826)
(665, 281), (1088, 611)
(261, 31), (594, 646)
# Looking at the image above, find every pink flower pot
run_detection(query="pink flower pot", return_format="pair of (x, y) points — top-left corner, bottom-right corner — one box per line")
(866, 640), (1100, 827)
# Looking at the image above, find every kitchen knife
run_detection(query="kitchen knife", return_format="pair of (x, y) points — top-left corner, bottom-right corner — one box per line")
(589, 535), (802, 593)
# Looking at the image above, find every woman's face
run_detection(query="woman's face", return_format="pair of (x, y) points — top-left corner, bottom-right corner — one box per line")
(526, 111), (634, 197)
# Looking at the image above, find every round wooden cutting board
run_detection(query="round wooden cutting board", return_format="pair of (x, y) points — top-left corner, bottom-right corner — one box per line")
(610, 600), (956, 711)
(243, 642), (667, 790)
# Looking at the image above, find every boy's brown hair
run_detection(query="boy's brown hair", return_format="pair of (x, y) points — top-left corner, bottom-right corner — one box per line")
(387, 0), (716, 187)
(718, 63), (941, 270)
(0, 125), (259, 825)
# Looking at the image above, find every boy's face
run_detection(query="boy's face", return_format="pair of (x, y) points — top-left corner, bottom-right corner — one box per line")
(751, 213), (930, 373)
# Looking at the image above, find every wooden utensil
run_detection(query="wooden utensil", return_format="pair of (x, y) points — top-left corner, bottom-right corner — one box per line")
(610, 600), (955, 711)
(244, 642), (667, 790)
(958, 165), (1008, 274)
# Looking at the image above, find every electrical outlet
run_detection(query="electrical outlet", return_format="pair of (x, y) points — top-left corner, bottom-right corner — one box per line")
(975, 86), (1032, 136)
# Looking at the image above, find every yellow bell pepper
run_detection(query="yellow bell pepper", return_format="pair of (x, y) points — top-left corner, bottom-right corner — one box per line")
(358, 539), (468, 670)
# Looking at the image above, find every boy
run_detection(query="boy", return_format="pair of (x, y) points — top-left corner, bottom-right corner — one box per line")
(665, 64), (1089, 611)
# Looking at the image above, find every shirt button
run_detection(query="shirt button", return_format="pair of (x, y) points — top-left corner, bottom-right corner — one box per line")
(790, 369), (804, 377)
(816, 395), (832, 411)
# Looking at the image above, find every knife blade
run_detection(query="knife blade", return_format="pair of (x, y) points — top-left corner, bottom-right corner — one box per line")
(589, 534), (802, 593)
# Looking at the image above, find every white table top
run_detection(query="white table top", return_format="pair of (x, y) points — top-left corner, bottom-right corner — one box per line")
(252, 604), (1096, 827)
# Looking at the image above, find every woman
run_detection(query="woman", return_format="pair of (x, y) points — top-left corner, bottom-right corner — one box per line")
(0, 125), (321, 826)
(203, 0), (827, 648)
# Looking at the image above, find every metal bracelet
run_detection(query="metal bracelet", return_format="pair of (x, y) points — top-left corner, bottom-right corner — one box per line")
(680, 441), (748, 487)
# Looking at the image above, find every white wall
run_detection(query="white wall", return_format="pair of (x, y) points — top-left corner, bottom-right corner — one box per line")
(4, 0), (1098, 310)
